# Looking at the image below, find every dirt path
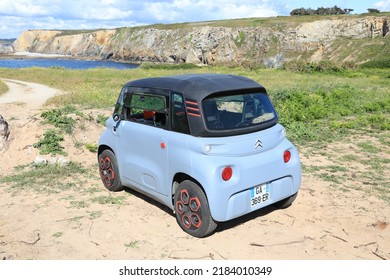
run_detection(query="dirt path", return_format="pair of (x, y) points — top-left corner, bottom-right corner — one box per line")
(0, 79), (60, 109)
(0, 80), (389, 260)
(0, 79), (61, 174)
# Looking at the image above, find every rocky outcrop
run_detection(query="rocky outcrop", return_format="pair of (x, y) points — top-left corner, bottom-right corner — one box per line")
(0, 42), (13, 53)
(0, 115), (10, 151)
(11, 15), (390, 66)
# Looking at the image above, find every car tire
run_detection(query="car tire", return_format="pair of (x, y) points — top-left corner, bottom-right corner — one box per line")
(174, 180), (218, 238)
(273, 192), (298, 209)
(98, 149), (124, 192)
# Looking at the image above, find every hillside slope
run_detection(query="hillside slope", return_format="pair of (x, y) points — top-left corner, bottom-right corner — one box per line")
(10, 14), (390, 66)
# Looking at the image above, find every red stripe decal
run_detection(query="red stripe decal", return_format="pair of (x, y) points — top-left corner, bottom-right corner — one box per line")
(186, 106), (199, 111)
(187, 112), (201, 117)
(185, 100), (198, 106)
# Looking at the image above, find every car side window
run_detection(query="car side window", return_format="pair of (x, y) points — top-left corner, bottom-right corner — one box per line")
(171, 93), (190, 134)
(113, 86), (127, 119)
(124, 92), (168, 128)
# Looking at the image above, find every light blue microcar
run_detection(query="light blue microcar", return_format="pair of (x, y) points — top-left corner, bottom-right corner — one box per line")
(98, 74), (301, 237)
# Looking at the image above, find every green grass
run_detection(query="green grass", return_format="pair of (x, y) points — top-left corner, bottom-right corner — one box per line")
(52, 232), (64, 238)
(96, 114), (109, 126)
(0, 79), (7, 95)
(88, 210), (103, 219)
(68, 200), (90, 209)
(140, 12), (390, 29)
(302, 129), (390, 203)
(361, 59), (390, 69)
(85, 143), (98, 153)
(357, 141), (382, 153)
(0, 162), (89, 194)
(91, 195), (126, 205)
(124, 240), (139, 249)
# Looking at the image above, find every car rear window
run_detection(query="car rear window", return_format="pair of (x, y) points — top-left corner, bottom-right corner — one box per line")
(202, 92), (277, 131)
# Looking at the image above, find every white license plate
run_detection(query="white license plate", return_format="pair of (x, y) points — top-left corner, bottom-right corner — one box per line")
(250, 184), (270, 207)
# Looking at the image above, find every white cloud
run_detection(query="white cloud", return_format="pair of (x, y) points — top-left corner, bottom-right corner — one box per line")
(145, 0), (278, 22)
(374, 0), (390, 11)
(0, 0), (284, 38)
(219, 3), (278, 19)
(0, 0), (134, 20)
(0, 0), (50, 17)
(81, 7), (133, 20)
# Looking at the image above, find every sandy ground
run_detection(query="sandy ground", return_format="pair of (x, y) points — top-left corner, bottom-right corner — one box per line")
(0, 79), (389, 260)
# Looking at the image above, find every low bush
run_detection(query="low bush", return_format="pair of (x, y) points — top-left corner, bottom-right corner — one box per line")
(360, 59), (390, 69)
(283, 60), (356, 73)
(33, 129), (67, 156)
(140, 62), (201, 70)
(0, 79), (7, 95)
(96, 114), (109, 126)
(40, 105), (83, 134)
(273, 85), (390, 143)
(85, 143), (98, 153)
(0, 161), (88, 194)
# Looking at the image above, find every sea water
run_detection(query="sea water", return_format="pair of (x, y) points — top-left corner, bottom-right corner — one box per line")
(0, 57), (138, 70)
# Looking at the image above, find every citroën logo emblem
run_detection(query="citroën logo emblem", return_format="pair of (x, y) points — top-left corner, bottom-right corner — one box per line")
(255, 139), (263, 149)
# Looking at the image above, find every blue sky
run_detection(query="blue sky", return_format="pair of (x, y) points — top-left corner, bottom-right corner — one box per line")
(1, 0), (389, 38)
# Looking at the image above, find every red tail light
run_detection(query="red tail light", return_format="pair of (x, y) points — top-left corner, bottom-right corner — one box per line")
(222, 166), (233, 181)
(284, 150), (291, 163)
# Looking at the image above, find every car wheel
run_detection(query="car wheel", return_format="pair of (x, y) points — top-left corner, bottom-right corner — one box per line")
(273, 192), (298, 209)
(174, 180), (218, 238)
(98, 149), (124, 192)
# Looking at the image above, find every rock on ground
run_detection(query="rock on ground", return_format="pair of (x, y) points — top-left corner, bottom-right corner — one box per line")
(0, 114), (10, 151)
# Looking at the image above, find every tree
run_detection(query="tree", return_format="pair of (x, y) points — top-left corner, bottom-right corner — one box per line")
(290, 6), (353, 16)
(344, 8), (354, 14)
(290, 8), (306, 16)
(367, 8), (380, 13)
(328, 5), (345, 15)
(306, 8), (315, 15)
(317, 7), (327, 15)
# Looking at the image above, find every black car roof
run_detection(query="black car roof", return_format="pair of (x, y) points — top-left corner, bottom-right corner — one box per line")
(124, 74), (266, 101)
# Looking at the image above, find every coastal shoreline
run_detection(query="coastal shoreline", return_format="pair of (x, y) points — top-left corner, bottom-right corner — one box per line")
(1, 52), (103, 60)
(0, 52), (141, 68)
(13, 51), (72, 58)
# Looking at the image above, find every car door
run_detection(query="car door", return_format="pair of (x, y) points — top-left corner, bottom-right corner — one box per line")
(115, 89), (170, 197)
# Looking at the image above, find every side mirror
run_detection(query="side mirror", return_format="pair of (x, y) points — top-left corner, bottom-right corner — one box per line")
(112, 113), (122, 132)
(113, 113), (120, 122)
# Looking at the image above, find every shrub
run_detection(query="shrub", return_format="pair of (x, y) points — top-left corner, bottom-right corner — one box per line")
(0, 79), (8, 95)
(360, 59), (390, 69)
(271, 85), (389, 143)
(40, 108), (78, 134)
(283, 60), (354, 73)
(234, 31), (246, 47)
(140, 62), (200, 70)
(85, 143), (98, 153)
(96, 114), (109, 126)
(33, 129), (67, 156)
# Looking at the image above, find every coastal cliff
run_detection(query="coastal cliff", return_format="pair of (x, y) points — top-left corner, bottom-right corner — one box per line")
(9, 14), (390, 66)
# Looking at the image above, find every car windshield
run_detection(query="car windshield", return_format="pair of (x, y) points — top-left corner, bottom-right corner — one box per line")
(202, 92), (277, 131)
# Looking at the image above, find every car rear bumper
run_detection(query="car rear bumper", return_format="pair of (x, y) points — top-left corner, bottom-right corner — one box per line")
(200, 141), (301, 222)
(224, 176), (297, 221)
